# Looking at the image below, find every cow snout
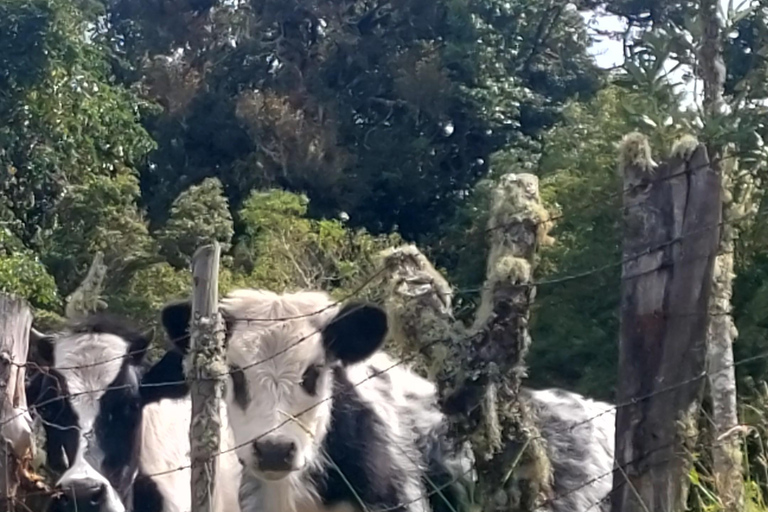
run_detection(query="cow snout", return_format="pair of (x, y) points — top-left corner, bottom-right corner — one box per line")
(253, 437), (297, 474)
(50, 478), (107, 512)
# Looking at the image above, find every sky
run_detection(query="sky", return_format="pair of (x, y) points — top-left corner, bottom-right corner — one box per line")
(583, 9), (627, 70)
(581, 0), (742, 108)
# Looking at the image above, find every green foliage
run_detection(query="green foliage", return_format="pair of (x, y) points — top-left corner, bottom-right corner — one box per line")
(236, 189), (401, 300)
(0, 227), (59, 308)
(105, 0), (602, 243)
(0, 0), (155, 245)
(42, 172), (155, 296)
(157, 177), (234, 268)
(106, 261), (190, 358)
(525, 87), (637, 400)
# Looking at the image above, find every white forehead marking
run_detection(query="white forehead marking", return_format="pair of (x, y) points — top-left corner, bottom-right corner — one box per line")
(54, 332), (130, 421)
(221, 289), (337, 370)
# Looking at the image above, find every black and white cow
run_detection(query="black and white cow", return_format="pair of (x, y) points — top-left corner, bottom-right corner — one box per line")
(153, 288), (617, 512)
(154, 289), (474, 512)
(26, 314), (241, 512)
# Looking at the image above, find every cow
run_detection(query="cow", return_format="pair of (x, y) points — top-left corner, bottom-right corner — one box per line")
(25, 313), (242, 512)
(154, 288), (475, 512)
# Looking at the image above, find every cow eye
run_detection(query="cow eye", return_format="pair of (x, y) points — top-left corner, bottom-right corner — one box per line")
(300, 365), (321, 396)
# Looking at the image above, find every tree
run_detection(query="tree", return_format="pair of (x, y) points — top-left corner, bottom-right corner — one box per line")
(585, 1), (768, 507)
(442, 84), (694, 400)
(0, 0), (156, 310)
(235, 189), (401, 300)
(157, 177), (234, 269)
(102, 0), (604, 244)
(0, 226), (59, 310)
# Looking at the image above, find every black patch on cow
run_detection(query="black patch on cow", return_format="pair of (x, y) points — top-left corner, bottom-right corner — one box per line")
(34, 335), (56, 366)
(310, 367), (407, 510)
(26, 368), (79, 474)
(96, 363), (143, 491)
(133, 472), (165, 512)
(229, 364), (250, 410)
(139, 349), (189, 405)
(160, 300), (192, 353)
(321, 302), (388, 366)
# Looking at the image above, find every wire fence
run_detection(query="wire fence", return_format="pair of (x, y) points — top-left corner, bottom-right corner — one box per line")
(7, 152), (761, 511)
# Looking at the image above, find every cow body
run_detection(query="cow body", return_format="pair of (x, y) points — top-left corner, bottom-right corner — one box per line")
(524, 388), (615, 512)
(234, 352), (472, 512)
(26, 314), (241, 512)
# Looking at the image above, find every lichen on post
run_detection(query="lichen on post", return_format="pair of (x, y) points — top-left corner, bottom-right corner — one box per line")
(380, 244), (459, 381)
(187, 243), (226, 512)
(613, 132), (721, 512)
(0, 293), (43, 511)
(381, 172), (554, 511)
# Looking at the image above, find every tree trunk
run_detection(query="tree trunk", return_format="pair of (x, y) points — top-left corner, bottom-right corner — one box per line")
(188, 243), (225, 512)
(611, 134), (721, 512)
(382, 173), (554, 511)
(0, 294), (36, 511)
(699, 0), (745, 508)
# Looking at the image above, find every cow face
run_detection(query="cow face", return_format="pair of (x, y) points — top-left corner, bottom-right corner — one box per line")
(27, 315), (151, 512)
(159, 289), (387, 482)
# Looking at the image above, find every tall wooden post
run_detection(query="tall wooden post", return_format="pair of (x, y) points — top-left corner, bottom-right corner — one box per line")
(382, 173), (554, 511)
(0, 294), (34, 511)
(612, 134), (721, 512)
(188, 243), (225, 512)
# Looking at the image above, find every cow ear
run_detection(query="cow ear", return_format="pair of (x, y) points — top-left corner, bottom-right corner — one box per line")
(129, 327), (154, 366)
(161, 300), (192, 353)
(33, 334), (55, 367)
(321, 302), (388, 365)
(140, 350), (189, 406)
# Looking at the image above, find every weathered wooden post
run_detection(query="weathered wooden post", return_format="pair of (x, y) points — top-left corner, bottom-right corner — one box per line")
(612, 134), (721, 512)
(382, 173), (554, 511)
(699, 0), (749, 508)
(0, 293), (35, 511)
(188, 242), (225, 512)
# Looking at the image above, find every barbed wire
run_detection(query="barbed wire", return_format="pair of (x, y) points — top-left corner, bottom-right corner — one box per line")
(18, 165), (761, 380)
(11, 149), (761, 510)
(11, 174), (764, 439)
(21, 147), (728, 353)
(18, 336), (762, 512)
(479, 147), (732, 235)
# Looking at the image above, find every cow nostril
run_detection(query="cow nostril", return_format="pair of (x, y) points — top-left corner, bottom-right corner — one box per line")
(90, 484), (106, 506)
(286, 442), (296, 457)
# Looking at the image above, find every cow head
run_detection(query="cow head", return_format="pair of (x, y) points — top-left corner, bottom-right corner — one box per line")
(27, 315), (152, 512)
(157, 289), (388, 482)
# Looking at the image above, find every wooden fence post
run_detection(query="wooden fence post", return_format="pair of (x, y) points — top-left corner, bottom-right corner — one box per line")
(0, 294), (35, 512)
(188, 243), (225, 512)
(382, 173), (554, 511)
(612, 134), (721, 512)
